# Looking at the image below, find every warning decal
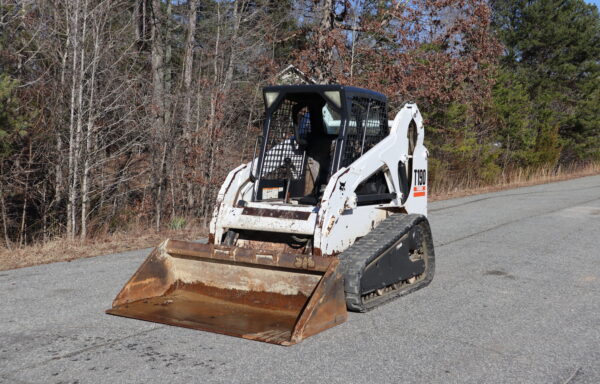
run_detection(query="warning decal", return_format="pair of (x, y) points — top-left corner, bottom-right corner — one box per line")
(413, 185), (427, 197)
(263, 187), (282, 200)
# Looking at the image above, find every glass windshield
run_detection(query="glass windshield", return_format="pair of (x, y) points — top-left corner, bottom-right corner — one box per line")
(322, 104), (342, 135)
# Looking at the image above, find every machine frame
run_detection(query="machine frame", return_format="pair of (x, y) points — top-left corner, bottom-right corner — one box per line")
(210, 85), (428, 256)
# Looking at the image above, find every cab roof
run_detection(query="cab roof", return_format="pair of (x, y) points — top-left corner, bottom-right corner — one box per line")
(262, 84), (387, 103)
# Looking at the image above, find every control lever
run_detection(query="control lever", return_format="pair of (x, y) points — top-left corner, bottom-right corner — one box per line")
(282, 157), (295, 204)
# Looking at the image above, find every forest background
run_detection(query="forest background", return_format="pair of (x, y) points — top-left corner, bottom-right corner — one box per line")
(0, 0), (599, 251)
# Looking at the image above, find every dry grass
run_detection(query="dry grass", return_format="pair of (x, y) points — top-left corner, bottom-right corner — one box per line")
(0, 226), (207, 271)
(1, 162), (599, 272)
(429, 162), (600, 201)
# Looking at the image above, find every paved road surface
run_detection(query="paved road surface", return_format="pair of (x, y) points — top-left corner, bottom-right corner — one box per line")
(1, 175), (600, 384)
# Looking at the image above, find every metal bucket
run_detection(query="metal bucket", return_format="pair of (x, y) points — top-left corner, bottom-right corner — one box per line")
(106, 239), (347, 345)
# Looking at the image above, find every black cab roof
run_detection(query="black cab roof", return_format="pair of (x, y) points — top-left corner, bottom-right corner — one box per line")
(262, 84), (387, 103)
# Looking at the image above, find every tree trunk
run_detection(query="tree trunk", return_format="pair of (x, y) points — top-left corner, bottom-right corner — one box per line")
(134, 0), (141, 42)
(19, 142), (34, 245)
(183, 0), (198, 211)
(69, 0), (89, 239)
(222, 0), (241, 94)
(151, 0), (166, 231)
(81, 18), (101, 240)
(0, 183), (11, 250)
(66, 0), (81, 239)
(316, 0), (335, 83)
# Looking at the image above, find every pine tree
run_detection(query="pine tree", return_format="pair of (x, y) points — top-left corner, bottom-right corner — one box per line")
(0, 75), (27, 160)
(491, 0), (600, 164)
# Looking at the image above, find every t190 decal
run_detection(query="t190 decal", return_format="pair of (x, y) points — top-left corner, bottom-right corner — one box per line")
(413, 169), (427, 197)
(414, 169), (426, 186)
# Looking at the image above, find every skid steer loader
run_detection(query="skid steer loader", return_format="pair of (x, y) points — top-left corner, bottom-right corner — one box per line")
(107, 85), (435, 345)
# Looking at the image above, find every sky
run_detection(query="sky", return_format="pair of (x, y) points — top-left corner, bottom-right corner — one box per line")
(585, 0), (600, 7)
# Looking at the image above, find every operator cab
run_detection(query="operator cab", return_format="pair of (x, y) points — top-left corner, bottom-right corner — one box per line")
(253, 85), (389, 205)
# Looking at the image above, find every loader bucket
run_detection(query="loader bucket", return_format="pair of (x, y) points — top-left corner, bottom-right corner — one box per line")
(106, 239), (347, 345)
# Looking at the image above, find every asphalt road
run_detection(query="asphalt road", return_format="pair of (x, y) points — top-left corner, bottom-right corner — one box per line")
(1, 175), (600, 384)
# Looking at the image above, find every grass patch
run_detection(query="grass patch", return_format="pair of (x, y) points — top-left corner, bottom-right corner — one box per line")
(0, 225), (206, 271)
(429, 162), (600, 201)
(1, 163), (599, 271)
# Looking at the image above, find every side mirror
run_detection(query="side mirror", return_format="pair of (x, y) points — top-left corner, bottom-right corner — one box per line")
(249, 135), (263, 182)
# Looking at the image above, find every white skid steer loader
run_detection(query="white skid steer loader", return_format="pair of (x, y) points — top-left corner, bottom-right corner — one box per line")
(107, 85), (435, 345)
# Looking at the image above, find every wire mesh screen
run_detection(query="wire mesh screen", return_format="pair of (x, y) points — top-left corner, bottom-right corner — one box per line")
(260, 99), (309, 181)
(341, 97), (389, 168)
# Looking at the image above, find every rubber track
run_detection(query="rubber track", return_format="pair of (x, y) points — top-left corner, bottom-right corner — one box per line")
(339, 214), (435, 312)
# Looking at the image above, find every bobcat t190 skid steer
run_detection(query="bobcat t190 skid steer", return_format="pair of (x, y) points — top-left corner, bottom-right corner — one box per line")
(107, 85), (435, 345)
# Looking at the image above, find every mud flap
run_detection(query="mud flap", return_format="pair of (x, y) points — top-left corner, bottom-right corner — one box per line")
(106, 239), (347, 345)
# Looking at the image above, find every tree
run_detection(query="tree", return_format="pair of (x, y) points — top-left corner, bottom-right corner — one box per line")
(0, 75), (27, 160)
(491, 0), (600, 164)
(491, 69), (535, 167)
(295, 0), (503, 181)
(1, 0), (597, 248)
(0, 74), (28, 247)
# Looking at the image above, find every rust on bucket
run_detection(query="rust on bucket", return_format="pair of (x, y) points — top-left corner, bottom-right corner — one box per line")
(106, 239), (347, 345)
